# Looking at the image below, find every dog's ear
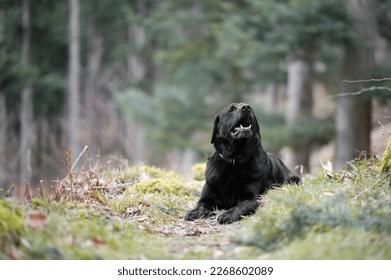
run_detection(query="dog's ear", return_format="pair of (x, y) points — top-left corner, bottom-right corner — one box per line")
(211, 115), (220, 144)
(252, 112), (261, 139)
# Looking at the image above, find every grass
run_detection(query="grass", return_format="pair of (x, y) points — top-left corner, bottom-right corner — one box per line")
(236, 156), (391, 259)
(0, 142), (390, 259)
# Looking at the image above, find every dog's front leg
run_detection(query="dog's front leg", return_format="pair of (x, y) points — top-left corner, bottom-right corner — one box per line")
(217, 199), (258, 224)
(184, 203), (212, 221)
(184, 181), (217, 221)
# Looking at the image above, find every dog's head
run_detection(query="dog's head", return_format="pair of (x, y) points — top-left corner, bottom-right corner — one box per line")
(211, 103), (261, 144)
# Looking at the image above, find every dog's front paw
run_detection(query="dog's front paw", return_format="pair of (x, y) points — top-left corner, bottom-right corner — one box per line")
(217, 210), (241, 224)
(184, 209), (201, 221)
(184, 206), (210, 221)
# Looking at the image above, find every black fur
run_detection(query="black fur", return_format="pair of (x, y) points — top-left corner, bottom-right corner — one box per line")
(184, 103), (300, 224)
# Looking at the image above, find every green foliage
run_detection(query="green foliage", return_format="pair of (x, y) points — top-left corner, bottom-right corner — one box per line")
(116, 84), (212, 157)
(380, 136), (391, 174)
(246, 106), (334, 153)
(284, 117), (335, 150)
(0, 52), (36, 99)
(148, 84), (210, 150)
(115, 0), (354, 158)
(0, 199), (25, 251)
(247, 0), (350, 51)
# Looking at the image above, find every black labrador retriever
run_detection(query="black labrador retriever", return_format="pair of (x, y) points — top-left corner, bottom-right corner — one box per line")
(185, 103), (301, 224)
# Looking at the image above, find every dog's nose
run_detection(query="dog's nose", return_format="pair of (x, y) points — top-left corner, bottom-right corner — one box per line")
(241, 104), (251, 112)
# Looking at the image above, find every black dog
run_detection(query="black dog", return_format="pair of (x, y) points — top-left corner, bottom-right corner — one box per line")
(185, 103), (300, 224)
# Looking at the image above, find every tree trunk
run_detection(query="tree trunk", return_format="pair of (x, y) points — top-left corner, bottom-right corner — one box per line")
(0, 94), (6, 187)
(264, 83), (278, 114)
(127, 26), (145, 84)
(0, 7), (7, 187)
(20, 0), (33, 186)
(285, 41), (315, 172)
(85, 18), (103, 154)
(125, 0), (147, 163)
(334, 0), (377, 169)
(68, 0), (81, 163)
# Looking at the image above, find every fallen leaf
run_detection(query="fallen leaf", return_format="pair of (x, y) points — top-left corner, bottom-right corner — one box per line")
(7, 246), (21, 260)
(91, 237), (106, 246)
(25, 211), (47, 230)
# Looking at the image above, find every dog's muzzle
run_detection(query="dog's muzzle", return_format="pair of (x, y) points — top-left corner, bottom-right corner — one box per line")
(230, 104), (253, 137)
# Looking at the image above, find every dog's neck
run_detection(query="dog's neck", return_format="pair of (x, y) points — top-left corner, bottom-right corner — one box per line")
(218, 153), (237, 165)
(215, 136), (263, 165)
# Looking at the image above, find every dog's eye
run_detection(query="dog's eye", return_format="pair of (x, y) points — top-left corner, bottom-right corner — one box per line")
(228, 105), (236, 112)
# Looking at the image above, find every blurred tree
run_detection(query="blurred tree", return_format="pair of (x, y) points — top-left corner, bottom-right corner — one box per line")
(68, 0), (80, 163)
(335, 0), (378, 169)
(31, 1), (68, 182)
(244, 0), (348, 171)
(123, 0), (148, 163)
(0, 0), (390, 184)
(0, 6), (6, 187)
(84, 4), (104, 154)
(20, 0), (33, 186)
(0, 1), (32, 187)
(152, 0), (389, 172)
(117, 0), (344, 172)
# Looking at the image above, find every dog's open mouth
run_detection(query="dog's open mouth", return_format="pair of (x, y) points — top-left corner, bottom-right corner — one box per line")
(231, 118), (252, 136)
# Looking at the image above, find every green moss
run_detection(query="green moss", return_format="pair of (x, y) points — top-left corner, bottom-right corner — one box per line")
(380, 136), (391, 174)
(130, 165), (180, 180)
(191, 162), (206, 181)
(267, 228), (391, 259)
(129, 178), (195, 196)
(116, 165), (180, 184)
(0, 199), (25, 250)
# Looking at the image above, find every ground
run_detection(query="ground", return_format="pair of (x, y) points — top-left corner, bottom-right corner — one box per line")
(0, 143), (391, 259)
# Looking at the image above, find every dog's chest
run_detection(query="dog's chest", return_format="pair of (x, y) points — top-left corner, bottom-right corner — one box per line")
(219, 164), (259, 191)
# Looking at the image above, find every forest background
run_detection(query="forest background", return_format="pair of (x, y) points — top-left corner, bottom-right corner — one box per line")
(0, 0), (391, 194)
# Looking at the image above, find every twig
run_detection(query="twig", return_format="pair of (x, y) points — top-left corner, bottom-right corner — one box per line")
(91, 182), (133, 189)
(39, 180), (49, 198)
(67, 150), (73, 200)
(71, 145), (89, 172)
(331, 86), (391, 98)
(353, 172), (390, 200)
(342, 77), (391, 83)
(87, 147), (92, 171)
(23, 181), (32, 203)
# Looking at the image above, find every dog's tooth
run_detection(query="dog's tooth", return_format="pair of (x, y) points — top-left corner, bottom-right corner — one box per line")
(249, 124), (252, 129)
(240, 125), (244, 128)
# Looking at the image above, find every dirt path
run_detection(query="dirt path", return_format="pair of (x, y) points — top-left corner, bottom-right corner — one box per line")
(139, 215), (250, 259)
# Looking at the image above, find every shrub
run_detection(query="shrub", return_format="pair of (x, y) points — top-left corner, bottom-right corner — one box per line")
(0, 200), (25, 250)
(191, 163), (206, 181)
